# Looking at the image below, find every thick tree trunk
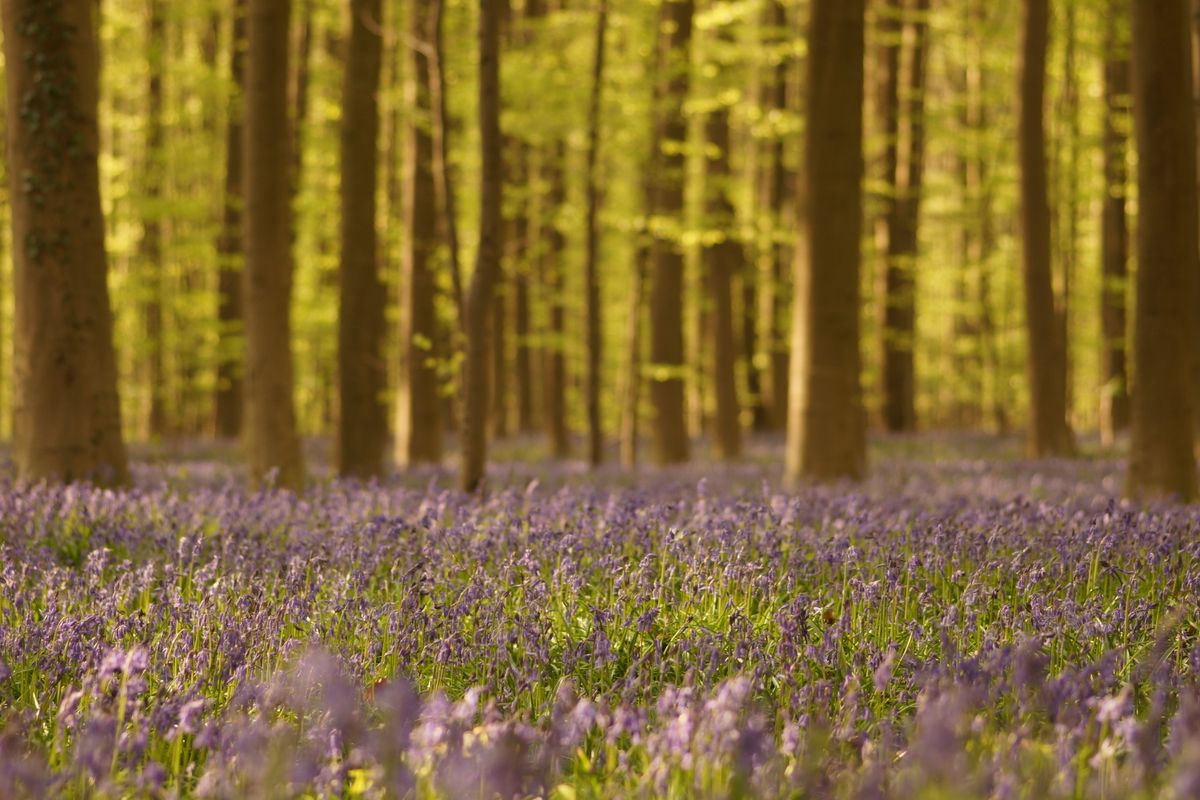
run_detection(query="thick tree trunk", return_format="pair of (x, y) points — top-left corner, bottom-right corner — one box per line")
(1191, 0), (1200, 448)
(460, 0), (504, 492)
(583, 0), (608, 466)
(1127, 0), (1198, 501)
(785, 0), (867, 484)
(337, 0), (387, 478)
(648, 0), (693, 465)
(1018, 0), (1073, 458)
(216, 0), (247, 440)
(396, 0), (443, 467)
(3, 0), (129, 485)
(244, 0), (305, 489)
(142, 0), (168, 440)
(1100, 1), (1130, 447)
(704, 93), (743, 461)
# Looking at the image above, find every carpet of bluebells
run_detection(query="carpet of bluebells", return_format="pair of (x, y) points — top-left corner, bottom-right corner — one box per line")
(3, 437), (1200, 798)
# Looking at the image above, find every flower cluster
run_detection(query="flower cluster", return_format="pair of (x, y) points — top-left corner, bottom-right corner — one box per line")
(1, 445), (1199, 797)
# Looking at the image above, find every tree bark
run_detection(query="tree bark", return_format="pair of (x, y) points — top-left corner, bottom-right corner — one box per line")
(542, 141), (570, 459)
(460, 0), (504, 492)
(759, 0), (793, 432)
(874, 0), (903, 430)
(1100, 0), (1130, 447)
(703, 61), (743, 462)
(244, 0), (305, 489)
(583, 0), (608, 466)
(336, 0), (387, 478)
(1127, 0), (1198, 501)
(142, 0), (168, 439)
(3, 0), (130, 485)
(648, 0), (694, 465)
(1191, 0), (1200, 448)
(216, 0), (247, 440)
(880, 0), (928, 433)
(1017, 0), (1073, 458)
(396, 0), (443, 466)
(785, 0), (867, 484)
(431, 0), (464, 323)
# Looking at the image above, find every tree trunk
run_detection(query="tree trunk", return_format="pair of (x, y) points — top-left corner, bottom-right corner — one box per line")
(397, 0), (443, 467)
(491, 281), (510, 439)
(1191, 0), (1200, 448)
(703, 72), (743, 461)
(460, 0), (504, 492)
(785, 0), (867, 484)
(431, 0), (464, 323)
(759, 0), (793, 432)
(583, 0), (608, 466)
(3, 0), (130, 485)
(142, 0), (168, 440)
(880, 0), (928, 433)
(1127, 0), (1198, 501)
(244, 0), (305, 489)
(216, 0), (248, 440)
(620, 244), (649, 469)
(542, 142), (570, 459)
(515, 266), (535, 432)
(964, 0), (1006, 433)
(648, 0), (693, 465)
(1018, 0), (1073, 458)
(336, 0), (387, 478)
(1100, 0), (1130, 447)
(290, 0), (312, 219)
(875, 0), (903, 430)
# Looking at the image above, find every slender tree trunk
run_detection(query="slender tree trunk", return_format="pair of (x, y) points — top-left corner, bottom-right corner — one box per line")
(397, 0), (443, 466)
(244, 0), (305, 489)
(142, 0), (168, 439)
(1018, 0), (1073, 457)
(542, 142), (570, 459)
(1058, 1), (1080, 429)
(620, 244), (649, 469)
(1127, 0), (1198, 501)
(491, 280), (510, 439)
(786, 0), (867, 484)
(703, 62), (743, 461)
(880, 0), (928, 433)
(964, 0), (1006, 433)
(1100, 0), (1130, 447)
(648, 0), (694, 464)
(460, 0), (504, 492)
(583, 0), (608, 466)
(290, 0), (312, 217)
(3, 0), (129, 484)
(336, 0), (387, 478)
(431, 0), (464, 323)
(759, 0), (793, 432)
(515, 260), (535, 432)
(216, 0), (248, 440)
(875, 0), (903, 430)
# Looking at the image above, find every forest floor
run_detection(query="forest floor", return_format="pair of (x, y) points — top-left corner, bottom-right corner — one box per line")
(1, 433), (1197, 799)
